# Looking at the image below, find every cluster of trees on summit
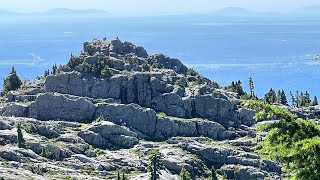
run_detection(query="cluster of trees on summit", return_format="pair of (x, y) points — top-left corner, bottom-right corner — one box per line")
(225, 77), (318, 107)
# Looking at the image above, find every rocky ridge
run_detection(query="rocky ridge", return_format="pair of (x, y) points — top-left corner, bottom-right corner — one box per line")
(0, 38), (281, 179)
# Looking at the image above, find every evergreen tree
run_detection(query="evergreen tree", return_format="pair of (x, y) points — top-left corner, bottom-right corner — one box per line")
(290, 91), (296, 107)
(148, 152), (163, 180)
(44, 69), (50, 77)
(280, 90), (288, 105)
(67, 54), (82, 68)
(17, 123), (26, 148)
(57, 64), (63, 73)
(264, 88), (277, 104)
(101, 66), (112, 79)
(277, 90), (282, 104)
(211, 166), (219, 180)
(3, 67), (22, 94)
(117, 171), (121, 180)
(300, 91), (305, 107)
(52, 64), (57, 75)
(226, 80), (246, 97)
(122, 173), (126, 180)
(312, 96), (318, 106)
(295, 91), (300, 107)
(92, 59), (105, 78)
(179, 166), (192, 180)
(305, 91), (311, 105)
(248, 77), (255, 99)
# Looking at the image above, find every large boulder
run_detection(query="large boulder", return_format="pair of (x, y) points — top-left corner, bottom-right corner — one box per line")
(0, 148), (21, 162)
(151, 93), (188, 118)
(1, 103), (29, 117)
(29, 93), (95, 122)
(95, 103), (157, 136)
(88, 121), (137, 138)
(78, 130), (109, 148)
(193, 94), (234, 124)
(78, 121), (139, 148)
(154, 117), (197, 139)
(195, 120), (227, 140)
(149, 54), (188, 74)
(220, 165), (265, 180)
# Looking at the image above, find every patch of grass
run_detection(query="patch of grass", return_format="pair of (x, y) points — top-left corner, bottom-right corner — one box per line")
(157, 112), (167, 117)
(22, 123), (38, 134)
(40, 147), (53, 159)
(130, 149), (144, 158)
(94, 148), (105, 156)
(156, 112), (194, 122)
(26, 164), (47, 175)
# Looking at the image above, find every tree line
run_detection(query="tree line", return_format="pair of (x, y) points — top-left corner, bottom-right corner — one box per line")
(225, 77), (319, 107)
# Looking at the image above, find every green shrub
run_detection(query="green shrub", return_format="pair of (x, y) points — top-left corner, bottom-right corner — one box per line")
(22, 123), (38, 134)
(40, 147), (52, 159)
(3, 67), (22, 94)
(67, 54), (83, 68)
(187, 68), (198, 76)
(17, 123), (26, 148)
(242, 100), (320, 179)
(101, 66), (112, 79)
(27, 164), (47, 175)
(179, 166), (192, 180)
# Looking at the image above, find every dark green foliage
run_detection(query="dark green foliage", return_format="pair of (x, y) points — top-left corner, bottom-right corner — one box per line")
(290, 91), (312, 107)
(117, 172), (120, 180)
(101, 66), (112, 79)
(52, 64), (58, 75)
(91, 58), (106, 78)
(226, 80), (246, 97)
(27, 164), (47, 175)
(264, 88), (277, 104)
(174, 79), (186, 87)
(290, 91), (296, 107)
(22, 123), (38, 134)
(17, 123), (26, 148)
(57, 64), (63, 73)
(81, 61), (92, 73)
(122, 173), (126, 180)
(148, 151), (164, 180)
(211, 166), (218, 180)
(179, 166), (192, 180)
(248, 77), (255, 99)
(242, 100), (320, 179)
(187, 68), (198, 76)
(142, 63), (150, 71)
(44, 69), (50, 77)
(3, 67), (22, 94)
(40, 147), (52, 159)
(67, 54), (83, 68)
(126, 56), (138, 64)
(312, 96), (318, 106)
(279, 89), (288, 105)
(211, 80), (220, 88)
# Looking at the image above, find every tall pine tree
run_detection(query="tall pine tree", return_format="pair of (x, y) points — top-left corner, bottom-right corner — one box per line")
(17, 123), (26, 148)
(248, 77), (255, 99)
(312, 96), (318, 106)
(148, 152), (163, 180)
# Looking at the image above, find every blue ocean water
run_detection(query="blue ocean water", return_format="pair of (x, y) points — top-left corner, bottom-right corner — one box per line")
(0, 17), (320, 98)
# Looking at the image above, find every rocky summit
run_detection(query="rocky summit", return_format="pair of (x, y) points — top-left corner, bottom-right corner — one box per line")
(0, 38), (281, 180)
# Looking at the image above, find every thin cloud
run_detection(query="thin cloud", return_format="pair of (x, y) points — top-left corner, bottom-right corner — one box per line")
(0, 53), (46, 67)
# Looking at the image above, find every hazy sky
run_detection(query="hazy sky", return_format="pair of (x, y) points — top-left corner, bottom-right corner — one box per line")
(2, 0), (320, 15)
